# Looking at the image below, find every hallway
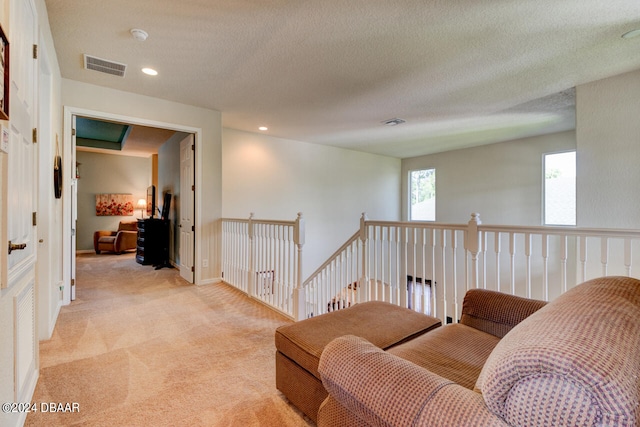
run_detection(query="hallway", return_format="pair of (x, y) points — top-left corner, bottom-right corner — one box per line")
(27, 253), (312, 426)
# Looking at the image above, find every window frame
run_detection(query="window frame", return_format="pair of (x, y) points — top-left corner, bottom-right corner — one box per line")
(408, 167), (436, 222)
(543, 150), (576, 226)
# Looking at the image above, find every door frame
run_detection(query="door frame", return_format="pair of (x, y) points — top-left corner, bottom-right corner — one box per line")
(62, 106), (202, 303)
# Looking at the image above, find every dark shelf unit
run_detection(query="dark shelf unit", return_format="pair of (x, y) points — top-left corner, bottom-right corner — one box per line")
(136, 218), (170, 268)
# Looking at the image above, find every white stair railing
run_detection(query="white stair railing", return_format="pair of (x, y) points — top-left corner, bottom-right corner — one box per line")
(301, 213), (640, 323)
(223, 212), (640, 323)
(221, 213), (304, 319)
(302, 231), (362, 318)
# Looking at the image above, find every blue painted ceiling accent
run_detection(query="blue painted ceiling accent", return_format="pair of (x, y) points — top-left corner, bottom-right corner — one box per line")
(76, 117), (132, 151)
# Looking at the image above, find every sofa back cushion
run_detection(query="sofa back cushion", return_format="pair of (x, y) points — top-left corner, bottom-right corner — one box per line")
(476, 276), (640, 427)
(118, 221), (138, 232)
(459, 289), (546, 338)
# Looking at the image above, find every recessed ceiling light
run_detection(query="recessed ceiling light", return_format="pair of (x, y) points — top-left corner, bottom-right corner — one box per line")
(622, 29), (640, 39)
(258, 126), (268, 131)
(142, 67), (158, 76)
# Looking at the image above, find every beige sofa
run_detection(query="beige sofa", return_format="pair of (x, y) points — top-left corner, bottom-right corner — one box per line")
(318, 276), (640, 426)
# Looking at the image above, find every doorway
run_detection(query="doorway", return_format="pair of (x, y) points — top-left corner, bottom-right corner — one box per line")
(62, 107), (201, 305)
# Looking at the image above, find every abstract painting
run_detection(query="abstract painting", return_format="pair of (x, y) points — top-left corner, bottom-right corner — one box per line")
(96, 193), (134, 216)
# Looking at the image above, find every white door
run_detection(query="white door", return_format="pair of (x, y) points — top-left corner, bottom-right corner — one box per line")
(6, 0), (39, 404)
(179, 135), (194, 282)
(36, 39), (56, 339)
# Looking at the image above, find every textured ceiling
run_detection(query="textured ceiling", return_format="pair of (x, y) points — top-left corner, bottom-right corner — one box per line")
(45, 0), (640, 158)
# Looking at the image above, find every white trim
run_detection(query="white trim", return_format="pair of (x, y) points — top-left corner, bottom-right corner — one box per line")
(199, 277), (222, 286)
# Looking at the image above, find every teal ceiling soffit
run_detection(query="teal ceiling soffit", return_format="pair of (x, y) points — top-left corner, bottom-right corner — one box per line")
(76, 117), (132, 151)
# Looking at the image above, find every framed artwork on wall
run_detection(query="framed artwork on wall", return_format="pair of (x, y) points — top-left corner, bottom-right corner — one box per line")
(0, 23), (8, 121)
(95, 194), (134, 216)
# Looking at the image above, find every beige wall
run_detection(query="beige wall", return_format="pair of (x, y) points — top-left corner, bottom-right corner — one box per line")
(576, 69), (640, 229)
(402, 131), (576, 226)
(222, 128), (401, 276)
(75, 151), (152, 251)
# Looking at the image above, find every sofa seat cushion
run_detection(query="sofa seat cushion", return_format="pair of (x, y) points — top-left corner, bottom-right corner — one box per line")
(388, 323), (500, 390)
(275, 301), (441, 380)
(98, 236), (116, 244)
(476, 276), (640, 427)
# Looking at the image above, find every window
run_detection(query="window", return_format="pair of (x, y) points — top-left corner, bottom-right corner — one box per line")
(410, 168), (436, 221)
(544, 151), (576, 225)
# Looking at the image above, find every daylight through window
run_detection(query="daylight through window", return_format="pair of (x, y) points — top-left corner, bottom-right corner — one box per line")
(410, 169), (436, 221)
(544, 151), (576, 226)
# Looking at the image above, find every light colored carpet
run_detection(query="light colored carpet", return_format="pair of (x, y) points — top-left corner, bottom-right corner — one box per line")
(26, 253), (313, 427)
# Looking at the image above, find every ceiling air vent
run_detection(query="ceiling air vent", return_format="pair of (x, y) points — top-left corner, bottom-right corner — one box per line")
(83, 54), (127, 77)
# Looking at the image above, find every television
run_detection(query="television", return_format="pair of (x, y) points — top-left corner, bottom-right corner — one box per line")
(146, 185), (156, 218)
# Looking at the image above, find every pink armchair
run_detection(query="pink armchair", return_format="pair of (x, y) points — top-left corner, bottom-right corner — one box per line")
(93, 221), (138, 254)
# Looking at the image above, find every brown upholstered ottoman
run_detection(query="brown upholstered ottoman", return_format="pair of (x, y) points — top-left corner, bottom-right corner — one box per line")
(275, 301), (441, 422)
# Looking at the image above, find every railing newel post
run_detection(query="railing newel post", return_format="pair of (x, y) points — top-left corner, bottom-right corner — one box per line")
(467, 213), (482, 290)
(248, 213), (256, 297)
(359, 212), (370, 302)
(293, 212), (306, 320)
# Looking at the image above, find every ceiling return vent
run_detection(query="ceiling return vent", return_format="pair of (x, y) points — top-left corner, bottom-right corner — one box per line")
(83, 54), (127, 77)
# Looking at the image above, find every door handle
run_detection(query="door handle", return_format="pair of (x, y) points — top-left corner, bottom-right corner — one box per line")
(8, 241), (27, 254)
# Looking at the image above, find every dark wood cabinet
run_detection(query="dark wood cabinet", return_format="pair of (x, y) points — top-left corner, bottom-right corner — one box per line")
(136, 218), (170, 267)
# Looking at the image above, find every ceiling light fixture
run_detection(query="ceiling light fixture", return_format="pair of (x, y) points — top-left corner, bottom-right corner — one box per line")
(142, 67), (158, 76)
(130, 28), (149, 41)
(258, 126), (268, 131)
(622, 29), (640, 39)
(382, 118), (406, 126)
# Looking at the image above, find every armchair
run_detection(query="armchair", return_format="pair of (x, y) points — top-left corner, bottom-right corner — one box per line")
(93, 221), (138, 254)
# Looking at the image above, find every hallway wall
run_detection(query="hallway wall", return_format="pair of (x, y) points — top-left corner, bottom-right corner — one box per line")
(75, 151), (151, 251)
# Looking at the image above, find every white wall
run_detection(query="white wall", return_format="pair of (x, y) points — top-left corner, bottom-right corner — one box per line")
(402, 131), (576, 226)
(61, 79), (222, 283)
(75, 151), (151, 251)
(222, 128), (401, 276)
(576, 69), (640, 229)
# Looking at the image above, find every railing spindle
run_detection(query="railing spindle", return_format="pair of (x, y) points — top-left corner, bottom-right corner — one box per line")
(625, 238), (632, 277)
(494, 232), (501, 293)
(601, 237), (609, 277)
(579, 236), (587, 283)
(509, 232), (516, 295)
(561, 235), (568, 293)
(451, 230), (459, 322)
(525, 233), (532, 298)
(440, 229), (447, 323)
(542, 234), (549, 301)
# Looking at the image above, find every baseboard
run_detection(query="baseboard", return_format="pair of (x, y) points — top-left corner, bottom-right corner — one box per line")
(75, 249), (94, 254)
(198, 277), (222, 286)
